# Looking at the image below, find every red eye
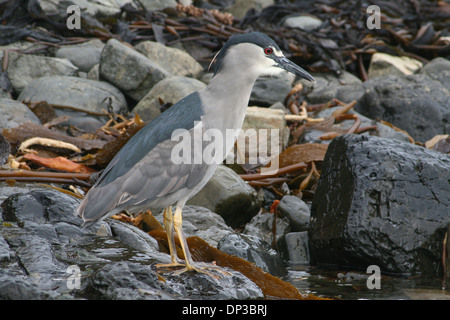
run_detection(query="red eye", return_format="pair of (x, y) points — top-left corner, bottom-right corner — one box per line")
(264, 47), (273, 55)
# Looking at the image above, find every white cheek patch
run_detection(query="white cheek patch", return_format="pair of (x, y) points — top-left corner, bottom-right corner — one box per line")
(272, 46), (284, 58)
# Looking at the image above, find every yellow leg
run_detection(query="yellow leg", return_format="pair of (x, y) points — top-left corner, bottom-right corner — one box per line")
(171, 206), (230, 278)
(156, 205), (231, 279)
(155, 206), (183, 268)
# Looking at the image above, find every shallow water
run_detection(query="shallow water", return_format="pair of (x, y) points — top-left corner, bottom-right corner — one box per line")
(286, 265), (450, 300)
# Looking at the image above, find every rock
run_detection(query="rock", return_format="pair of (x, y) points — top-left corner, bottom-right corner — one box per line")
(300, 106), (412, 144)
(135, 41), (203, 78)
(277, 195), (310, 232)
(37, 0), (133, 17)
(17, 75), (127, 114)
(298, 71), (364, 104)
(217, 233), (285, 276)
(420, 57), (450, 91)
(250, 71), (295, 106)
(0, 98), (41, 130)
(227, 0), (275, 19)
(368, 53), (423, 79)
(155, 205), (234, 247)
(285, 232), (310, 265)
(236, 107), (288, 165)
(243, 212), (291, 247)
(140, 0), (178, 11)
(187, 165), (261, 228)
(0, 186), (264, 300)
(309, 134), (450, 275)
(133, 76), (206, 121)
(99, 38), (171, 101)
(55, 39), (104, 72)
(6, 52), (78, 93)
(283, 15), (323, 31)
(0, 134), (10, 166)
(356, 74), (450, 142)
(446, 224), (450, 290)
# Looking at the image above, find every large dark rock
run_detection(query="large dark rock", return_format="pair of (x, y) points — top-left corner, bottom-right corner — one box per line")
(0, 186), (265, 299)
(310, 134), (450, 275)
(356, 74), (450, 142)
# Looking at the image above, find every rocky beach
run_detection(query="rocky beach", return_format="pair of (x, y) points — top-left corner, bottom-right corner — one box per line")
(0, 0), (449, 300)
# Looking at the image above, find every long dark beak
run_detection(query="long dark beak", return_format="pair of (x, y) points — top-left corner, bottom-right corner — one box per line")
(275, 57), (316, 83)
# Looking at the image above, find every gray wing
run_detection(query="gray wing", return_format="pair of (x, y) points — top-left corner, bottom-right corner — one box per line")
(77, 137), (208, 226)
(77, 92), (208, 225)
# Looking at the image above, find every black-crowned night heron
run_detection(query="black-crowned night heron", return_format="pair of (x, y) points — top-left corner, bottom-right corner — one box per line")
(77, 32), (316, 274)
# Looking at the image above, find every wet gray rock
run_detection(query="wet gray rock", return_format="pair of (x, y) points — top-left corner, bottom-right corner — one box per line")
(135, 41), (203, 79)
(310, 134), (450, 275)
(133, 76), (206, 121)
(285, 232), (310, 265)
(217, 233), (285, 276)
(6, 52), (78, 93)
(17, 75), (127, 114)
(0, 98), (41, 129)
(0, 186), (264, 300)
(243, 212), (291, 247)
(188, 165), (261, 228)
(99, 38), (171, 101)
(164, 205), (234, 247)
(356, 74), (450, 142)
(277, 195), (310, 232)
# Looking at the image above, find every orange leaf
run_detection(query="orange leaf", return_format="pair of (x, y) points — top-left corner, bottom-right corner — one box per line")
(23, 154), (95, 174)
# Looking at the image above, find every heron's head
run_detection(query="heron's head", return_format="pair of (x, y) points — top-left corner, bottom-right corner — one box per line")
(212, 32), (316, 83)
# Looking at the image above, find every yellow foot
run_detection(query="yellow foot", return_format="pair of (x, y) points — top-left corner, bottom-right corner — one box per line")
(171, 262), (232, 279)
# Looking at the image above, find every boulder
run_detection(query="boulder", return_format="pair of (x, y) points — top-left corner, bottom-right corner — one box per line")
(155, 205), (234, 247)
(55, 39), (104, 72)
(17, 75), (127, 114)
(217, 233), (285, 276)
(368, 52), (422, 79)
(243, 211), (291, 247)
(187, 165), (261, 228)
(0, 186), (264, 300)
(310, 134), (450, 275)
(298, 71), (364, 104)
(356, 74), (450, 142)
(99, 38), (170, 101)
(135, 41), (203, 78)
(277, 195), (310, 232)
(285, 232), (310, 265)
(420, 57), (450, 91)
(7, 52), (78, 93)
(133, 76), (206, 121)
(0, 98), (41, 129)
(250, 71), (295, 106)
